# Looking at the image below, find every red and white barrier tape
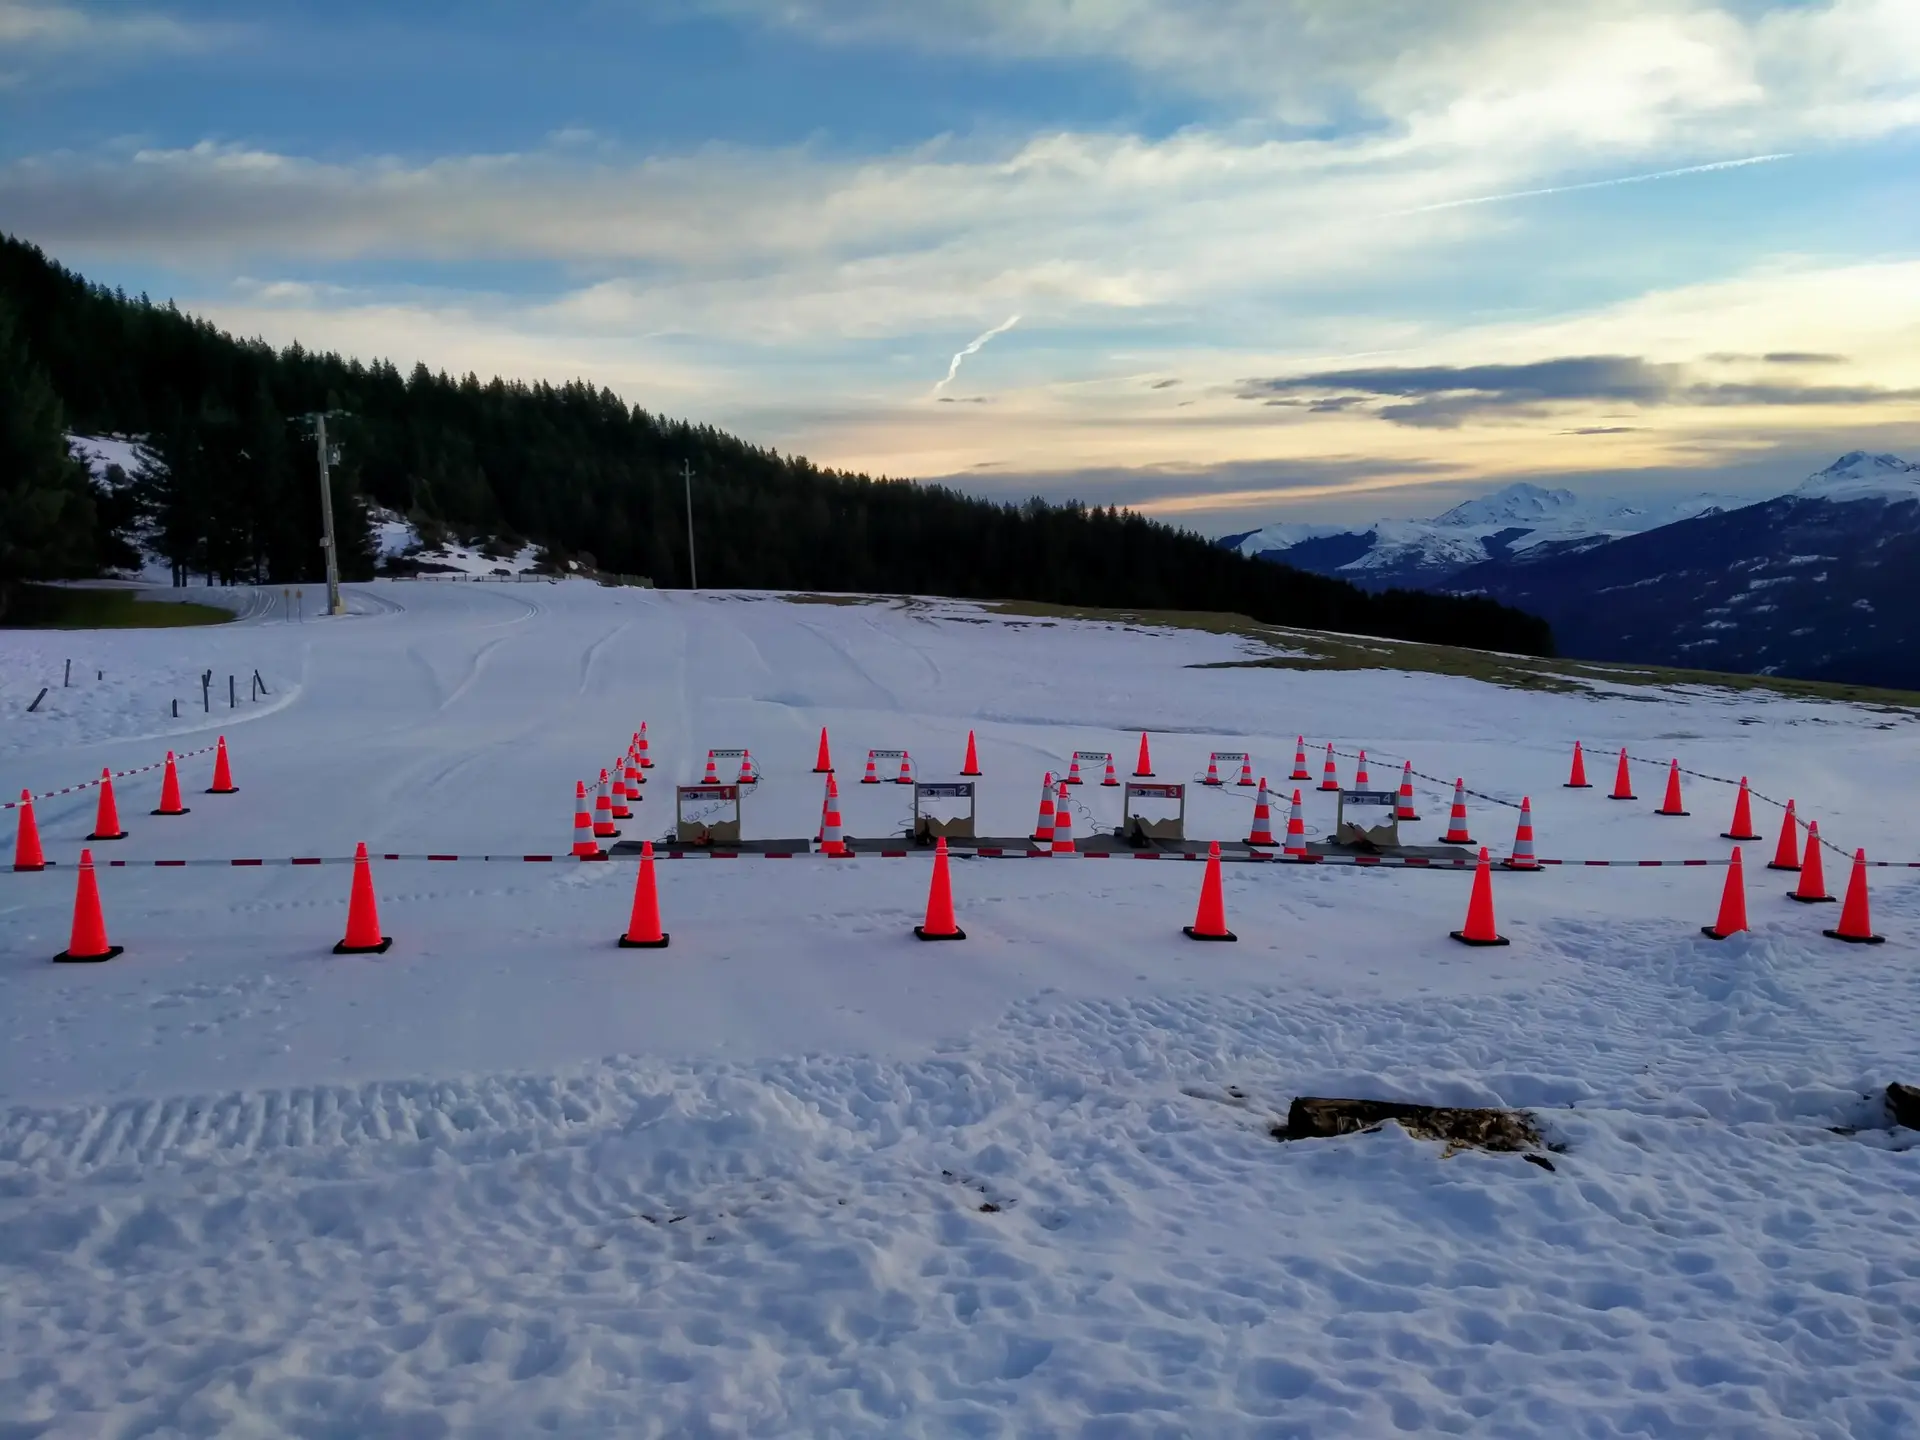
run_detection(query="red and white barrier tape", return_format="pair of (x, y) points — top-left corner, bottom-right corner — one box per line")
(2, 744), (221, 810)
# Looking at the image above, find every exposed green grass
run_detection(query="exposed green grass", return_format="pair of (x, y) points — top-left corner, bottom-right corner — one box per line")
(975, 598), (1920, 710)
(0, 584), (233, 630)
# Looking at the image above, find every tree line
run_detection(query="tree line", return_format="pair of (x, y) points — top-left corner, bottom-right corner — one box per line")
(0, 232), (1553, 654)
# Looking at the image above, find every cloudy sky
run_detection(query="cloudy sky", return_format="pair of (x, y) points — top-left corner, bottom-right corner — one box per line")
(4, 0), (1918, 529)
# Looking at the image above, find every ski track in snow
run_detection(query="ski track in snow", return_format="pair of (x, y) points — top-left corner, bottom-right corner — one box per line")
(1, 581), (1918, 1437)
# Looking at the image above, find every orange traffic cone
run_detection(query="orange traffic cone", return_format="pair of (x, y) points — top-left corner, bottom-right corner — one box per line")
(13, 791), (46, 871)
(861, 751), (880, 784)
(207, 735), (237, 794)
(1722, 777), (1759, 841)
(1101, 754), (1119, 787)
(89, 768), (127, 841)
(624, 744), (645, 794)
(1133, 731), (1154, 777)
(1701, 847), (1749, 940)
(1066, 754), (1085, 786)
(1442, 779), (1473, 845)
(1609, 748), (1635, 801)
(1283, 789), (1308, 857)
(1202, 755), (1222, 787)
(1051, 781), (1075, 854)
(1565, 741), (1591, 788)
(1767, 799), (1801, 871)
(637, 720), (655, 768)
(1290, 737), (1311, 782)
(618, 841), (670, 948)
(333, 842), (392, 954)
(814, 727), (834, 773)
(960, 730), (981, 777)
(1246, 779), (1276, 846)
(819, 773), (851, 857)
(1788, 822), (1834, 903)
(702, 753), (720, 784)
(897, 752), (914, 785)
(593, 769), (621, 838)
(1655, 759), (1688, 816)
(1032, 772), (1055, 846)
(1319, 744), (1340, 792)
(1184, 840), (1236, 941)
(54, 848), (123, 962)
(1451, 847), (1508, 946)
(151, 750), (189, 815)
(739, 749), (759, 783)
(1354, 750), (1370, 788)
(1395, 761), (1420, 821)
(1236, 754), (1256, 787)
(914, 836), (966, 941)
(1503, 796), (1538, 870)
(572, 780), (602, 859)
(610, 763), (634, 820)
(1823, 851), (1884, 944)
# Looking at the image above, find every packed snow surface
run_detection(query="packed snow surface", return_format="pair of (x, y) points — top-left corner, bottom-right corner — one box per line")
(2, 583), (1917, 1437)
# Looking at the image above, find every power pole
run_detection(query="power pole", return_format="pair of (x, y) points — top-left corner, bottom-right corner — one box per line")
(313, 412), (345, 615)
(683, 458), (698, 590)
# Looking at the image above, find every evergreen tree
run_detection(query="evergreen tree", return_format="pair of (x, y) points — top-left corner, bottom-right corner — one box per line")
(0, 301), (96, 617)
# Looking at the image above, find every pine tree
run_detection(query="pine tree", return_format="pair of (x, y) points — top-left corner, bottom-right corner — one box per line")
(0, 301), (96, 617)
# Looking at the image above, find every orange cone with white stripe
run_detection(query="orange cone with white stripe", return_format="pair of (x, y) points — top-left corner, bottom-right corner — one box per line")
(1202, 755), (1222, 787)
(54, 848), (123, 962)
(818, 773), (850, 857)
(1290, 737), (1311, 781)
(1788, 821), (1833, 903)
(13, 791), (45, 872)
(1032, 772), (1055, 846)
(593, 768), (620, 838)
(1066, 754), (1085, 786)
(914, 836), (965, 941)
(739, 750), (758, 783)
(1823, 850), (1884, 944)
(1609, 748), (1635, 800)
(1565, 740), (1591, 789)
(572, 780), (603, 858)
(1051, 781), (1075, 854)
(1442, 779), (1473, 845)
(89, 768), (127, 841)
(1450, 847), (1508, 946)
(1503, 796), (1538, 870)
(1354, 750), (1370, 788)
(1101, 754), (1119, 787)
(333, 842), (392, 954)
(624, 743), (645, 792)
(1722, 777), (1759, 841)
(618, 841), (670, 948)
(151, 751), (189, 816)
(1236, 754), (1255, 787)
(1184, 841), (1236, 941)
(1701, 847), (1749, 941)
(896, 752), (914, 785)
(960, 730), (980, 777)
(207, 735), (238, 794)
(1395, 762), (1420, 821)
(1655, 759), (1688, 816)
(1283, 789), (1308, 857)
(702, 753), (720, 784)
(1319, 743), (1339, 792)
(637, 721), (654, 768)
(1133, 732), (1154, 777)
(1767, 799), (1801, 871)
(862, 751), (880, 784)
(610, 762), (634, 820)
(1246, 779), (1276, 846)
(814, 727), (834, 774)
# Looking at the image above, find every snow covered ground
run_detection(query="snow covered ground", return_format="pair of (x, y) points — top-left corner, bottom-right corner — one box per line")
(2, 582), (1917, 1437)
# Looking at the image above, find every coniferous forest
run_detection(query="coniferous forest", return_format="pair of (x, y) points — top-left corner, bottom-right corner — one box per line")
(0, 233), (1553, 654)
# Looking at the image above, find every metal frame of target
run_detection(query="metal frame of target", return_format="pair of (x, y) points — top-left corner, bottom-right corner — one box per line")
(676, 782), (743, 845)
(1122, 781), (1186, 842)
(913, 781), (977, 843)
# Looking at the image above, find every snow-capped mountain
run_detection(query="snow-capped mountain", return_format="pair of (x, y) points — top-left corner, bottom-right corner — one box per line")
(1220, 482), (1734, 592)
(1446, 452), (1920, 689)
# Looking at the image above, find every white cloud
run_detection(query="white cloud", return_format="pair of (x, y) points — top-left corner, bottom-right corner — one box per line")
(0, 0), (218, 54)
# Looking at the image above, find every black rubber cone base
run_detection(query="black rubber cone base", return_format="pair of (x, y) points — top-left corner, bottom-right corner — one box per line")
(1766, 861), (1801, 872)
(1700, 926), (1744, 940)
(814, 766), (832, 774)
(914, 926), (966, 941)
(1183, 926), (1238, 942)
(619, 933), (671, 949)
(1722, 831), (1759, 841)
(55, 944), (124, 964)
(333, 936), (393, 955)
(1609, 794), (1636, 802)
(88, 830), (127, 841)
(1565, 782), (1592, 789)
(1450, 931), (1510, 947)
(207, 786), (238, 795)
(1501, 861), (1540, 872)
(1823, 929), (1886, 945)
(1655, 809), (1690, 817)
(151, 806), (191, 816)
(1787, 892), (1836, 905)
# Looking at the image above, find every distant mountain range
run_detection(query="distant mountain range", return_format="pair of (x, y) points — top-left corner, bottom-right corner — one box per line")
(1221, 452), (1920, 690)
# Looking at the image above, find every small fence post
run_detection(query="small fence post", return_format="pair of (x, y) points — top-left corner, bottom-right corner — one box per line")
(64, 659), (72, 687)
(229, 675), (236, 708)
(172, 698), (179, 718)
(28, 687), (49, 713)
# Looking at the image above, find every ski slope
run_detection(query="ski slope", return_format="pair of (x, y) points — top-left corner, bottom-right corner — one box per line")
(2, 581), (1917, 1438)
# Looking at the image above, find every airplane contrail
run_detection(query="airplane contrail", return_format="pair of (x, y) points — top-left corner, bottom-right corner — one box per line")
(932, 314), (1021, 395)
(1393, 153), (1792, 216)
